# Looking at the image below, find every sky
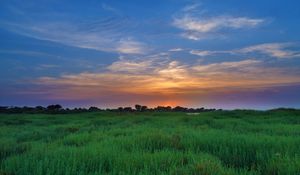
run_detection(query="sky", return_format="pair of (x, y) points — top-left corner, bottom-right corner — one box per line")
(1, 0), (300, 109)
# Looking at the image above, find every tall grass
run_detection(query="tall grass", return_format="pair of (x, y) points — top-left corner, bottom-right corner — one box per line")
(0, 110), (300, 174)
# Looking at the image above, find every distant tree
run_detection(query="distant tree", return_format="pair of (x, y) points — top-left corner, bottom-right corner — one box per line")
(268, 108), (297, 112)
(154, 106), (172, 112)
(74, 108), (88, 112)
(35, 106), (44, 110)
(35, 106), (45, 112)
(89, 107), (99, 112)
(9, 107), (21, 113)
(105, 108), (112, 112)
(123, 107), (133, 112)
(187, 108), (195, 113)
(47, 104), (62, 111)
(0, 106), (8, 113)
(173, 106), (188, 112)
(207, 108), (216, 112)
(141, 106), (148, 112)
(167, 106), (172, 111)
(195, 107), (205, 112)
(21, 106), (35, 113)
(135, 104), (142, 111)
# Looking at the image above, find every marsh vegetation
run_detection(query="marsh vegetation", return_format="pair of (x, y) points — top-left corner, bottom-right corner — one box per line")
(0, 110), (300, 174)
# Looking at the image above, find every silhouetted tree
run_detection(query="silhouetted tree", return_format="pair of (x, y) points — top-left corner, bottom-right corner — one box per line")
(36, 106), (44, 110)
(89, 107), (99, 112)
(0, 104), (229, 114)
(47, 104), (62, 111)
(0, 106), (8, 113)
(123, 107), (133, 112)
(196, 107), (205, 112)
(35, 106), (45, 112)
(268, 108), (297, 112)
(173, 106), (188, 112)
(155, 106), (172, 112)
(141, 106), (148, 112)
(135, 104), (142, 111)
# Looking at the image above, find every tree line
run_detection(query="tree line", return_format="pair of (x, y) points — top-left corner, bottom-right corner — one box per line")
(0, 104), (219, 114)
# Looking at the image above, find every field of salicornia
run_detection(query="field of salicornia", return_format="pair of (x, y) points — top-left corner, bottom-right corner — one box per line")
(0, 109), (300, 175)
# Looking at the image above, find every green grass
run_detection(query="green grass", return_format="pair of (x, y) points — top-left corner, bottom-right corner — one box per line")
(0, 110), (300, 175)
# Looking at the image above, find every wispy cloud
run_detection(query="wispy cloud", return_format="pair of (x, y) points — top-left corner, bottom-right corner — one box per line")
(190, 50), (233, 57)
(116, 39), (147, 54)
(182, 3), (201, 12)
(192, 59), (261, 74)
(190, 42), (300, 59)
(32, 57), (300, 101)
(173, 4), (265, 41)
(1, 2), (149, 55)
(175, 16), (263, 33)
(238, 43), (300, 58)
(4, 21), (148, 54)
(174, 15), (264, 40)
(35, 64), (60, 70)
(107, 59), (153, 73)
(101, 3), (121, 14)
(169, 48), (184, 52)
(0, 49), (61, 58)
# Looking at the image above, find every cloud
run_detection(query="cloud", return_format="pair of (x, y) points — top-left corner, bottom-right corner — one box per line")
(32, 57), (300, 102)
(190, 43), (300, 59)
(36, 64), (60, 70)
(107, 59), (153, 73)
(101, 3), (120, 14)
(173, 4), (265, 41)
(116, 39), (147, 54)
(2, 16), (147, 54)
(182, 3), (201, 12)
(190, 50), (213, 57)
(0, 49), (60, 58)
(238, 43), (300, 58)
(169, 48), (184, 52)
(157, 61), (188, 80)
(190, 50), (232, 57)
(180, 32), (207, 41)
(191, 59), (300, 89)
(107, 53), (171, 74)
(192, 59), (261, 73)
(4, 22), (105, 50)
(12, 22), (147, 54)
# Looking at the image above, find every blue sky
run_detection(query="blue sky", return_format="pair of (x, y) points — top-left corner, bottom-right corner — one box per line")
(1, 0), (300, 109)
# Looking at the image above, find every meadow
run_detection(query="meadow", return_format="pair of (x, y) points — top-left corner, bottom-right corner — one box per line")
(0, 110), (300, 175)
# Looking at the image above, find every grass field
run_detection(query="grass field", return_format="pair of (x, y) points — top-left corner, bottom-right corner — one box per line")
(0, 110), (300, 175)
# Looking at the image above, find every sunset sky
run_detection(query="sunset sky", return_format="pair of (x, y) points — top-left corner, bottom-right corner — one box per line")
(1, 0), (300, 109)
